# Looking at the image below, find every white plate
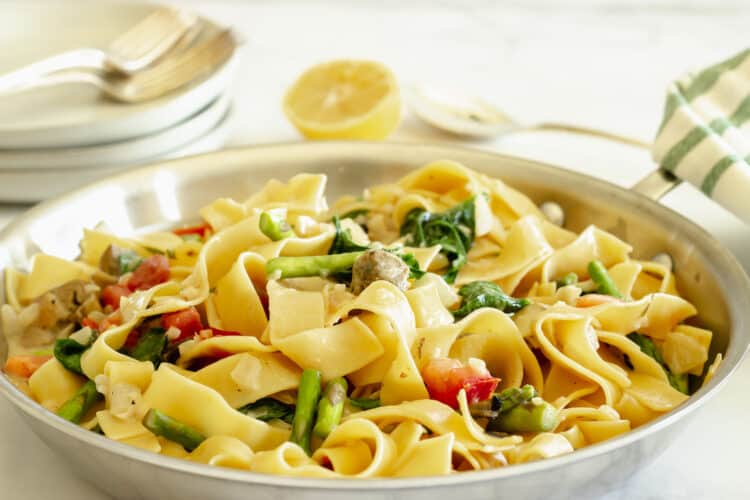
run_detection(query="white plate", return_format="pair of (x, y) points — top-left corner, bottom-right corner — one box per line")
(0, 3), (238, 149)
(0, 106), (234, 202)
(0, 93), (230, 170)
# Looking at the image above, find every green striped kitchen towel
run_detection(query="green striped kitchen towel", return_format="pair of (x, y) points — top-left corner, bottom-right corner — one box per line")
(653, 48), (750, 223)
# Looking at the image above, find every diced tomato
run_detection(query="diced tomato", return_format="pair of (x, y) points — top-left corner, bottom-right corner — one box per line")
(81, 317), (99, 330)
(100, 311), (122, 332)
(123, 327), (141, 349)
(4, 355), (51, 378)
(575, 294), (621, 308)
(127, 254), (170, 291)
(101, 284), (132, 310)
(421, 357), (500, 409)
(172, 223), (211, 238)
(162, 307), (203, 342)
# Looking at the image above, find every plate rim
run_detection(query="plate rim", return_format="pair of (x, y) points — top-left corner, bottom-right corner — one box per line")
(0, 2), (237, 149)
(0, 93), (232, 170)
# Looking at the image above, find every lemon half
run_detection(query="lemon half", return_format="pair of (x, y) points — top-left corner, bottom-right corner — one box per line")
(283, 60), (401, 140)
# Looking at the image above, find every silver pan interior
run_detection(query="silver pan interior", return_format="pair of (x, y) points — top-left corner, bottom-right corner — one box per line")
(0, 142), (748, 500)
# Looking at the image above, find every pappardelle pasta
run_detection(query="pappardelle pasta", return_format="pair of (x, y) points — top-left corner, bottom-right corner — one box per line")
(2, 160), (721, 478)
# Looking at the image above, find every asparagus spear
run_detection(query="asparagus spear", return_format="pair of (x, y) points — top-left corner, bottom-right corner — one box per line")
(313, 377), (348, 439)
(494, 385), (537, 413)
(290, 369), (322, 454)
(628, 332), (690, 394)
(556, 272), (578, 287)
(266, 252), (363, 279)
(487, 400), (558, 433)
(587, 260), (624, 299)
(129, 328), (167, 366)
(142, 408), (206, 452)
(57, 380), (101, 424)
(259, 212), (294, 241)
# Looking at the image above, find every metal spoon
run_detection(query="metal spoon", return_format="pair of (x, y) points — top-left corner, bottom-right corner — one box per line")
(0, 30), (239, 103)
(0, 7), (198, 97)
(408, 85), (649, 148)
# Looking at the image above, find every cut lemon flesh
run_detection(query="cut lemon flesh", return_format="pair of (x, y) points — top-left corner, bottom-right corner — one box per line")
(283, 60), (401, 140)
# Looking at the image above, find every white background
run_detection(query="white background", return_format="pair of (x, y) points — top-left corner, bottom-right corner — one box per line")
(1, 0), (749, 498)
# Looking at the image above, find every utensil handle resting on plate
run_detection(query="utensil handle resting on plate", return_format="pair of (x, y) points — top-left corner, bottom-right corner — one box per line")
(0, 49), (105, 95)
(0, 70), (105, 98)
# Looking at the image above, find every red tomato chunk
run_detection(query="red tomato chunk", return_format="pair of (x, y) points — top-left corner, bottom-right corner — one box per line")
(101, 284), (132, 310)
(127, 255), (170, 291)
(4, 355), (51, 378)
(162, 307), (203, 342)
(421, 357), (500, 409)
(173, 223), (211, 238)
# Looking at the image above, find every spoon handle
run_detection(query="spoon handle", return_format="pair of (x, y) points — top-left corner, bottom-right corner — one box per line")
(0, 49), (105, 95)
(524, 122), (651, 149)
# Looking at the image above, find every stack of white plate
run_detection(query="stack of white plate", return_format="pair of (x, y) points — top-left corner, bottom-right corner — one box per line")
(0, 3), (238, 202)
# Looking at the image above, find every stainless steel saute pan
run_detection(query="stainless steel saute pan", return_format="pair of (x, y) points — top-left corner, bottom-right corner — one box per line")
(1, 142), (748, 500)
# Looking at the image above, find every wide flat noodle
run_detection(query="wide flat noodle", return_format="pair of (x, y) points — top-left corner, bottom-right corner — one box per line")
(142, 365), (289, 451)
(414, 308), (543, 393)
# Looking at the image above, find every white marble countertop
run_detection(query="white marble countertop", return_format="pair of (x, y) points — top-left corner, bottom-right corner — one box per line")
(1, 1), (749, 498)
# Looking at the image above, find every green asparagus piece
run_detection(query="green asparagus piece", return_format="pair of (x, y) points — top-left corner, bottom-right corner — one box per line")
(142, 408), (206, 452)
(117, 250), (143, 275)
(587, 260), (624, 299)
(493, 385), (538, 413)
(57, 380), (101, 424)
(290, 369), (322, 455)
(313, 377), (348, 439)
(259, 211), (294, 241)
(129, 328), (167, 366)
(628, 333), (690, 394)
(266, 252), (364, 279)
(668, 372), (690, 394)
(556, 272), (578, 287)
(487, 400), (558, 433)
(349, 397), (381, 410)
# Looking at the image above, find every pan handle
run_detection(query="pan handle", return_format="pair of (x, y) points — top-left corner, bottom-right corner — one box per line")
(527, 124), (750, 218)
(630, 168), (681, 201)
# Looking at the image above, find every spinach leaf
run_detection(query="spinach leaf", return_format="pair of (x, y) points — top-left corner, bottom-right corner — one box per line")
(338, 208), (369, 221)
(395, 252), (425, 280)
(129, 328), (167, 367)
(349, 397), (381, 410)
(627, 333), (689, 394)
(453, 281), (530, 319)
(329, 216), (370, 255)
(54, 335), (96, 375)
(238, 398), (295, 423)
(399, 197), (476, 283)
